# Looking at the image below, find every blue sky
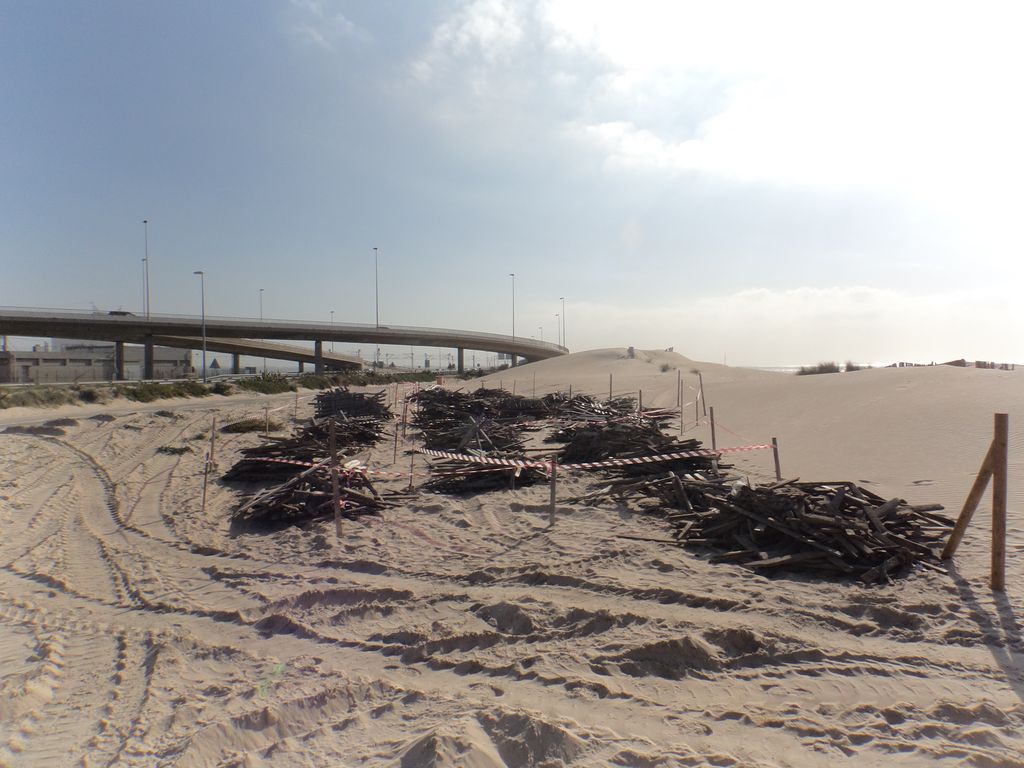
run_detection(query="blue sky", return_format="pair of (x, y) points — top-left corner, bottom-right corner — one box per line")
(2, 0), (1021, 365)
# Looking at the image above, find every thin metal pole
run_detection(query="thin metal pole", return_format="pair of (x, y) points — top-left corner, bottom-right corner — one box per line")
(509, 272), (516, 366)
(194, 270), (206, 382)
(143, 219), (150, 319)
(259, 288), (265, 374)
(374, 247), (380, 367)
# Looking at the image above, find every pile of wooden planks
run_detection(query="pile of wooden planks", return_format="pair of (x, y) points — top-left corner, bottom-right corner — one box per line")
(657, 478), (951, 583)
(314, 387), (392, 421)
(542, 392), (637, 420)
(229, 458), (397, 531)
(223, 417), (386, 483)
(546, 418), (720, 478)
(409, 387), (547, 493)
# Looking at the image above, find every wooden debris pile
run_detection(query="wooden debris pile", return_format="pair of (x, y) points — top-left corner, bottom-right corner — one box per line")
(229, 458), (398, 531)
(546, 418), (720, 478)
(542, 392), (637, 420)
(223, 418), (386, 482)
(314, 388), (392, 421)
(409, 387), (546, 493)
(657, 478), (951, 583)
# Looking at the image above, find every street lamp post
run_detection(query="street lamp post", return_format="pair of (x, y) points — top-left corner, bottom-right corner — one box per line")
(373, 247), (380, 367)
(194, 271), (206, 382)
(142, 219), (150, 319)
(509, 272), (516, 366)
(555, 313), (560, 346)
(259, 288), (265, 374)
(538, 326), (543, 342)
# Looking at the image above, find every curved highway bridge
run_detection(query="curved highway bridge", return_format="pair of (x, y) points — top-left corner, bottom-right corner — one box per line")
(0, 307), (567, 377)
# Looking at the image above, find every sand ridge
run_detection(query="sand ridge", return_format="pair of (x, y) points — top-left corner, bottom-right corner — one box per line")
(0, 349), (1022, 766)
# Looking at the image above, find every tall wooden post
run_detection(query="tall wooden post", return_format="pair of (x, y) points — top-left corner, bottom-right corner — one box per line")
(698, 371), (706, 417)
(771, 437), (782, 481)
(710, 406), (717, 450)
(942, 413), (1010, 593)
(609, 373), (613, 402)
(992, 413), (1009, 590)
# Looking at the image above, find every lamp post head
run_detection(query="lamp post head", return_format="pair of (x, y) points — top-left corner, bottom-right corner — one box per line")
(193, 270), (203, 276)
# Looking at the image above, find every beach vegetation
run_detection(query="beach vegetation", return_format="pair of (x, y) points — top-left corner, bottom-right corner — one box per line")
(0, 386), (81, 409)
(118, 381), (211, 402)
(221, 417), (284, 433)
(796, 362), (841, 375)
(235, 373), (295, 395)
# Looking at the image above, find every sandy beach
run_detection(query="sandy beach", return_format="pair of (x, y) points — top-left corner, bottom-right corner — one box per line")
(0, 348), (1021, 767)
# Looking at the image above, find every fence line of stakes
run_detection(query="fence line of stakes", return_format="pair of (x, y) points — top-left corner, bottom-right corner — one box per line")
(942, 413), (1010, 590)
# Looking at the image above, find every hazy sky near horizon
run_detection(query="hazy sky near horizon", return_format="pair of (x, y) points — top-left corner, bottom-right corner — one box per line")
(2, 0), (1022, 365)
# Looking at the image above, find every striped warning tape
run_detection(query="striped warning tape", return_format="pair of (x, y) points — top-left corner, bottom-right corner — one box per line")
(560, 443), (771, 470)
(415, 448), (550, 469)
(237, 455), (517, 480)
(415, 443), (772, 471)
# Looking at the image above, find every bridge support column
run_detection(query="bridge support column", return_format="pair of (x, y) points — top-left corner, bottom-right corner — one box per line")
(231, 353), (241, 374)
(298, 361), (304, 373)
(114, 341), (125, 381)
(314, 340), (324, 373)
(457, 347), (464, 374)
(143, 337), (154, 380)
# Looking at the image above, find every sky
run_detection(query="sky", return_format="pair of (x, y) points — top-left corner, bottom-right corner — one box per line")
(2, 0), (1022, 366)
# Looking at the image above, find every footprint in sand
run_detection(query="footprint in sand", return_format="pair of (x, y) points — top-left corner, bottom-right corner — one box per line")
(912, 479), (933, 486)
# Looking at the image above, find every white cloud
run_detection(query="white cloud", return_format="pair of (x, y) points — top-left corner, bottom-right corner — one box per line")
(289, 0), (369, 49)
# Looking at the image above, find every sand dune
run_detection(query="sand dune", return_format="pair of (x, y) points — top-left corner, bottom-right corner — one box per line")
(0, 348), (1021, 766)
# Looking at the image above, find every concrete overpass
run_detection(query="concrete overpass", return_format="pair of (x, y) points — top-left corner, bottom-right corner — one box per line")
(0, 307), (567, 377)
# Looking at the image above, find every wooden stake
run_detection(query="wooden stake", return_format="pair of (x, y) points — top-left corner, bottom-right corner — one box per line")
(609, 373), (613, 402)
(698, 371), (707, 417)
(991, 413), (1009, 591)
(771, 437), (782, 481)
(710, 406), (717, 450)
(408, 453), (415, 491)
(209, 416), (217, 469)
(533, 371), (536, 396)
(294, 390), (299, 421)
(942, 444), (994, 561)
(329, 419), (342, 540)
(638, 390), (643, 414)
(548, 462), (557, 527)
(676, 369), (681, 407)
(264, 405), (270, 436)
(392, 419), (399, 464)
